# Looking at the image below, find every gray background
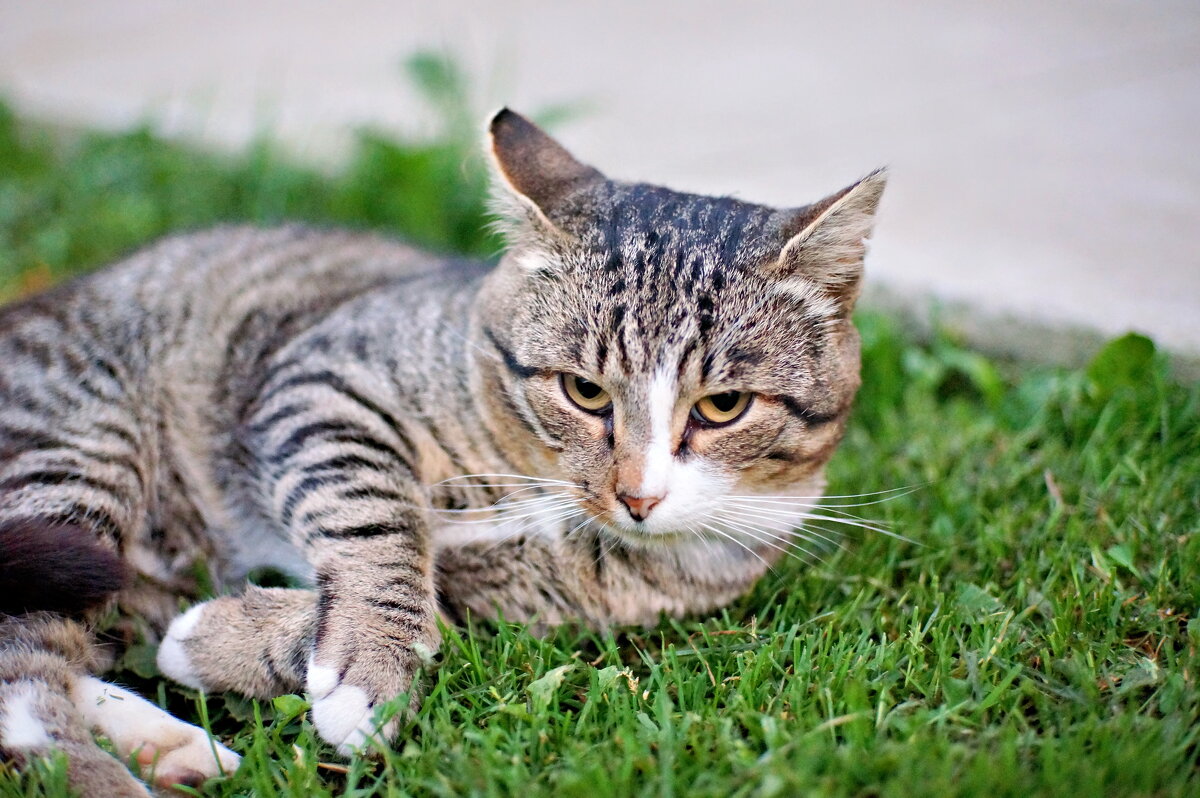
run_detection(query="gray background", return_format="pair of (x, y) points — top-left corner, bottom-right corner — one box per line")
(2, 0), (1197, 364)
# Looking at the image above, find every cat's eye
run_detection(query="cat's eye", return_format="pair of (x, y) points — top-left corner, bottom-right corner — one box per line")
(692, 391), (752, 426)
(561, 373), (612, 414)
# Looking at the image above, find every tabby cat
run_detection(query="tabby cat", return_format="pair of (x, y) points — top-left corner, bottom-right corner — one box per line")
(0, 109), (885, 796)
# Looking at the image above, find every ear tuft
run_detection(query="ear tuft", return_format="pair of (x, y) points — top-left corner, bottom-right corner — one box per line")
(487, 108), (604, 228)
(769, 168), (888, 313)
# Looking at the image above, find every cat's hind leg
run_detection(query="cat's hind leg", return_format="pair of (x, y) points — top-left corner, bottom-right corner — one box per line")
(1, 677), (150, 798)
(1, 614), (239, 796)
(0, 614), (146, 797)
(71, 675), (240, 790)
(0, 615), (140, 797)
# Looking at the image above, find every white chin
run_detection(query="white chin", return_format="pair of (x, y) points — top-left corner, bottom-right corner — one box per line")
(601, 520), (689, 548)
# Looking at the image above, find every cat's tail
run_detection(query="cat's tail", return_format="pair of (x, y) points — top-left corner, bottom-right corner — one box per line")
(0, 520), (126, 616)
(0, 524), (140, 792)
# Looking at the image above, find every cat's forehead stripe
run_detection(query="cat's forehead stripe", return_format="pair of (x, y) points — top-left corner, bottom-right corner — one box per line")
(584, 184), (778, 275)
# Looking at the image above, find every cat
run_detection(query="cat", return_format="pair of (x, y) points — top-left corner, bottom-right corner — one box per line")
(0, 108), (885, 796)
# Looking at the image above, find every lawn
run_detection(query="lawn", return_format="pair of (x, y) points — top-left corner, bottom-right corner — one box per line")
(1, 64), (1198, 797)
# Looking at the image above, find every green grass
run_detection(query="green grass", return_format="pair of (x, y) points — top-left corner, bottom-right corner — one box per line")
(1, 74), (1198, 796)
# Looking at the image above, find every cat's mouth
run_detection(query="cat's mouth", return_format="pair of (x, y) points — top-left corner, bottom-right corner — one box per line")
(579, 496), (694, 547)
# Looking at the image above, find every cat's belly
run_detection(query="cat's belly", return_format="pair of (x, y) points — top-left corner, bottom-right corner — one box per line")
(221, 526), (313, 585)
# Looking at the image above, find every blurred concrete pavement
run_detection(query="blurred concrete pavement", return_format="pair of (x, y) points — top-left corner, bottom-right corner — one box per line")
(1, 1), (1197, 369)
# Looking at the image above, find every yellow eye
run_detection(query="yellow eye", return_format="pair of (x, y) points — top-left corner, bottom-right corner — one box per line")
(561, 373), (612, 413)
(692, 391), (752, 425)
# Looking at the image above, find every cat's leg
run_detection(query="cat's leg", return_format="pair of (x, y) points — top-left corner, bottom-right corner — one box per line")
(433, 534), (752, 630)
(434, 536), (612, 631)
(1, 613), (237, 796)
(153, 558), (579, 703)
(0, 403), (233, 793)
(158, 586), (316, 698)
(71, 675), (240, 789)
(0, 616), (149, 798)
(155, 534), (712, 704)
(243, 367), (441, 755)
(300, 513), (438, 756)
(159, 540), (437, 755)
(153, 551), (591, 706)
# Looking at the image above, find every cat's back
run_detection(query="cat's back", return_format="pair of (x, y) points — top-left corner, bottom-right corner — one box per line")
(1, 224), (441, 388)
(0, 224), (468, 599)
(0, 223), (466, 489)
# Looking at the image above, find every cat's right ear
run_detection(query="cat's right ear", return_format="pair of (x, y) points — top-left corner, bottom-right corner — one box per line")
(487, 108), (605, 236)
(767, 168), (888, 314)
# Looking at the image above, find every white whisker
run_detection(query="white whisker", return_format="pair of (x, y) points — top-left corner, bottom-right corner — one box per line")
(565, 515), (596, 539)
(734, 508), (897, 540)
(437, 482), (575, 490)
(803, 521), (860, 550)
(716, 515), (828, 563)
(688, 521), (719, 559)
(721, 494), (904, 512)
(721, 500), (898, 538)
(450, 500), (585, 552)
(438, 498), (580, 527)
(434, 473), (579, 487)
(598, 526), (627, 562)
(698, 522), (775, 572)
(433, 495), (556, 516)
(435, 318), (505, 366)
(714, 506), (845, 551)
(720, 517), (825, 564)
(799, 514), (909, 540)
(724, 484), (923, 505)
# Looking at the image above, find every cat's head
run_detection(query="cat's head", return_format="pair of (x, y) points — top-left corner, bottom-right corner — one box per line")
(475, 109), (885, 549)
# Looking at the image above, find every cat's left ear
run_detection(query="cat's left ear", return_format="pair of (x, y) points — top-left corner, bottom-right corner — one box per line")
(768, 168), (888, 313)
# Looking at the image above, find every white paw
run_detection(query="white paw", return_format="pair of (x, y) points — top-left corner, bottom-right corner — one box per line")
(70, 675), (238, 793)
(157, 604), (207, 689)
(311, 683), (378, 757)
(0, 685), (52, 750)
(138, 728), (241, 790)
(306, 657), (338, 699)
(307, 668), (399, 757)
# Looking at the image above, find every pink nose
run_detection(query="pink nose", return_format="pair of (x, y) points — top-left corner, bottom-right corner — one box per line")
(618, 493), (663, 522)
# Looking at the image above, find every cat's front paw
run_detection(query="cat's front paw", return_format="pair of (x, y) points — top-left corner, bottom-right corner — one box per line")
(157, 603), (208, 690)
(157, 589), (314, 698)
(307, 642), (436, 757)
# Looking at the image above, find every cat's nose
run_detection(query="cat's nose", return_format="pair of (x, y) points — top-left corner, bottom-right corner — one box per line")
(618, 493), (663, 522)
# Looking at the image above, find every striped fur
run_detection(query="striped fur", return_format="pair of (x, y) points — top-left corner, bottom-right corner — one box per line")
(0, 110), (885, 791)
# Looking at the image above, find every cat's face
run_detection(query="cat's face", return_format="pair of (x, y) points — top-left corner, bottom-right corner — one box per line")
(477, 110), (883, 548)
